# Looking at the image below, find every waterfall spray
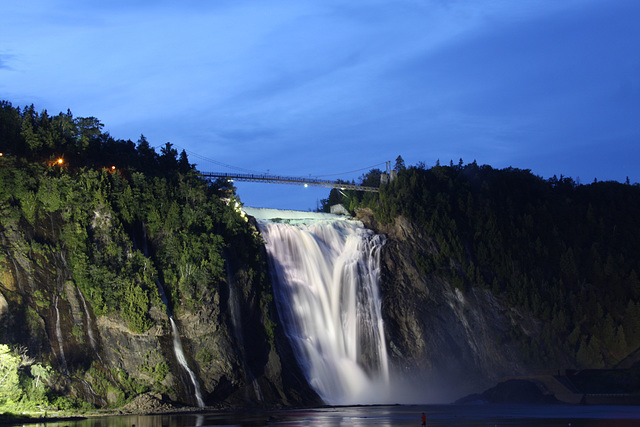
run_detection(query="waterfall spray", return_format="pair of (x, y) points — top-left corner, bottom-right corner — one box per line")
(254, 210), (390, 405)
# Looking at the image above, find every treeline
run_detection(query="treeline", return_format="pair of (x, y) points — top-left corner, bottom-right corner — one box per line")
(0, 100), (191, 176)
(337, 159), (640, 369)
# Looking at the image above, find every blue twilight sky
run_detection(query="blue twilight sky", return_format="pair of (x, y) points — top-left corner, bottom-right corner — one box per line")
(2, 0), (639, 210)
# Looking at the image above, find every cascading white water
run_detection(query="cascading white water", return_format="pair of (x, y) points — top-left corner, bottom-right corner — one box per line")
(135, 225), (204, 406)
(77, 288), (97, 351)
(170, 317), (205, 408)
(53, 295), (68, 373)
(249, 208), (390, 405)
(154, 277), (204, 408)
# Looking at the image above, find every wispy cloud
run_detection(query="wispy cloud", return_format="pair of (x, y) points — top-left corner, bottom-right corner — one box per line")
(2, 0), (640, 208)
(0, 54), (13, 70)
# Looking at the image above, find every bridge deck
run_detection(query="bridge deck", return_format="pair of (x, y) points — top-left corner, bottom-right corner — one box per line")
(201, 172), (379, 192)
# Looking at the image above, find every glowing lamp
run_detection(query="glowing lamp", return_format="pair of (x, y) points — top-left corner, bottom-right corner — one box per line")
(57, 158), (63, 164)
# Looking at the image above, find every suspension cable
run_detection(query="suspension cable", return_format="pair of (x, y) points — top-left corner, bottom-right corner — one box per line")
(171, 144), (386, 178)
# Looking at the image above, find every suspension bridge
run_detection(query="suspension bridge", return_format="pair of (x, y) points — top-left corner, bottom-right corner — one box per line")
(200, 172), (381, 192)
(171, 145), (392, 193)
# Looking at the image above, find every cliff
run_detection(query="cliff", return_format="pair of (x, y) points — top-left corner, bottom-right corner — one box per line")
(0, 159), (317, 410)
(343, 163), (640, 401)
(2, 155), (639, 410)
(357, 209), (570, 400)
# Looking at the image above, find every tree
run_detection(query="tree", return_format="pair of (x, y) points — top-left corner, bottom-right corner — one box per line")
(75, 116), (104, 152)
(360, 169), (382, 187)
(0, 344), (22, 404)
(20, 106), (42, 154)
(30, 363), (52, 390)
(394, 155), (406, 172)
(0, 100), (23, 155)
(159, 142), (179, 171)
(136, 134), (157, 172)
(178, 149), (192, 173)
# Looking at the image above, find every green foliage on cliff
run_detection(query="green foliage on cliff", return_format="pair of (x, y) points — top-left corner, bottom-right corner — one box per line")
(350, 160), (640, 369)
(0, 100), (261, 330)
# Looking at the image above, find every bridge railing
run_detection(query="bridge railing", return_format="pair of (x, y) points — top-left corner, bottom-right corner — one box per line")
(201, 172), (379, 192)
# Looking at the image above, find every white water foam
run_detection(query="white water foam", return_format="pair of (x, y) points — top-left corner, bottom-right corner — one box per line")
(255, 213), (390, 405)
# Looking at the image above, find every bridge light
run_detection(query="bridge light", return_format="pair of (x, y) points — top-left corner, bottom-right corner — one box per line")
(304, 184), (308, 188)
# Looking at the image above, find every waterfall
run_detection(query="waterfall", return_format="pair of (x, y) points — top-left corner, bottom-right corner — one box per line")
(250, 208), (390, 405)
(53, 295), (68, 373)
(77, 288), (97, 351)
(152, 277), (204, 408)
(169, 317), (205, 408)
(138, 221), (204, 408)
(77, 287), (106, 367)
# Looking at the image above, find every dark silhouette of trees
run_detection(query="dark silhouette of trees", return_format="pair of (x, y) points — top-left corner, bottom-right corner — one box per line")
(0, 101), (196, 180)
(348, 160), (640, 368)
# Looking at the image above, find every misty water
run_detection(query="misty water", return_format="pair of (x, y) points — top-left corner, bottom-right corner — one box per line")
(247, 207), (389, 405)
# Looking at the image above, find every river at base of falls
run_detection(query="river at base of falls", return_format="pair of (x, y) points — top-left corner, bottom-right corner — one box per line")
(244, 207), (390, 406)
(23, 404), (640, 427)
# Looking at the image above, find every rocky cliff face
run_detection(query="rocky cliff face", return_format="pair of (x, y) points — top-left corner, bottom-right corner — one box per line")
(0, 193), (566, 408)
(0, 210), (317, 409)
(357, 209), (563, 400)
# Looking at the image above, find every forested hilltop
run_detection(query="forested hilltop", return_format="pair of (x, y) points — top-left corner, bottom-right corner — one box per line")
(330, 158), (640, 371)
(0, 101), (312, 415)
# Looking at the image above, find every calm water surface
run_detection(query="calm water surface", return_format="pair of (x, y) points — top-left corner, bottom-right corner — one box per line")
(13, 405), (640, 427)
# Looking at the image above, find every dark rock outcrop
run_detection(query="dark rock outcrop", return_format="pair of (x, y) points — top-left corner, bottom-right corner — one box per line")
(455, 379), (560, 404)
(357, 209), (563, 400)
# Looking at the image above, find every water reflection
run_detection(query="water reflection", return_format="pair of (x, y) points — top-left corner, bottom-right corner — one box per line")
(13, 404), (640, 427)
